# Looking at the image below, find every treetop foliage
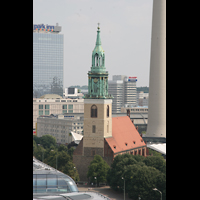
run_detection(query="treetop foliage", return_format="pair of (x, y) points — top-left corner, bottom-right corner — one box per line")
(107, 154), (166, 200)
(87, 155), (110, 186)
(33, 135), (79, 181)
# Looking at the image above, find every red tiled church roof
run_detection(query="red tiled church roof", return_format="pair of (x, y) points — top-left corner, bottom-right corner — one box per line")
(105, 116), (146, 154)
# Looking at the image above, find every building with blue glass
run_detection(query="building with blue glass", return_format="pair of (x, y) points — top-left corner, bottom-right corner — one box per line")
(33, 23), (64, 97)
(33, 157), (111, 199)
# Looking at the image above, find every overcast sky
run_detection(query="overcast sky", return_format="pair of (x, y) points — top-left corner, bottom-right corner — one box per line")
(33, 0), (153, 88)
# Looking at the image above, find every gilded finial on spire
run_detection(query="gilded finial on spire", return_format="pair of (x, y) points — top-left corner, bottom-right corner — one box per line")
(97, 22), (100, 30)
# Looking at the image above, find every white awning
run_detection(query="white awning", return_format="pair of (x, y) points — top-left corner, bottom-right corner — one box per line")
(71, 131), (83, 144)
(147, 143), (166, 155)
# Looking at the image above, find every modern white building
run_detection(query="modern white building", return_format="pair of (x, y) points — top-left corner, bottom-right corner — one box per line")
(36, 114), (84, 145)
(108, 75), (137, 113)
(63, 87), (84, 99)
(33, 94), (84, 129)
(121, 106), (148, 113)
(137, 91), (149, 107)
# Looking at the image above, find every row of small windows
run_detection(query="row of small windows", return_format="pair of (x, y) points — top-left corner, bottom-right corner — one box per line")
(38, 104), (73, 115)
(130, 108), (148, 111)
(91, 104), (109, 118)
(38, 104), (73, 110)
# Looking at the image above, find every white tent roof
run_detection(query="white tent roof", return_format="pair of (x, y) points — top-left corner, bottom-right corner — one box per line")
(147, 143), (166, 155)
(71, 131), (83, 144)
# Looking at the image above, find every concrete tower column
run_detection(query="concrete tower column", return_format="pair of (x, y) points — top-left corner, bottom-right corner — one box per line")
(146, 0), (166, 141)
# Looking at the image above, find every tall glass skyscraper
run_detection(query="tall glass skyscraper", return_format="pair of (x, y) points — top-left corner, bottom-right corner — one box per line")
(33, 23), (64, 97)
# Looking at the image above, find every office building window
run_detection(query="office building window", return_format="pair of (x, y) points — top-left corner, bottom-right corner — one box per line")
(45, 105), (49, 109)
(39, 104), (43, 115)
(39, 105), (43, 109)
(91, 105), (97, 118)
(62, 105), (67, 113)
(68, 104), (73, 113)
(68, 105), (73, 109)
(63, 105), (67, 109)
(39, 110), (43, 115)
(45, 110), (49, 115)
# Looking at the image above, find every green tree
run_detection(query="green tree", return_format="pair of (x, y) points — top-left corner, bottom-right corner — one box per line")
(127, 165), (162, 200)
(147, 148), (163, 157)
(58, 144), (68, 152)
(143, 156), (166, 174)
(107, 154), (166, 200)
(33, 139), (37, 155)
(68, 147), (75, 159)
(40, 134), (57, 149)
(44, 148), (80, 182)
(107, 154), (139, 191)
(33, 135), (41, 144)
(87, 155), (110, 186)
(33, 135), (80, 182)
(34, 144), (46, 162)
(33, 135), (57, 149)
(60, 161), (80, 182)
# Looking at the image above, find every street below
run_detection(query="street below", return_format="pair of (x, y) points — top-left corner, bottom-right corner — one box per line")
(78, 185), (132, 200)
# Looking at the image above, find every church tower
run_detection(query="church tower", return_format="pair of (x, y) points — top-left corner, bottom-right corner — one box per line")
(83, 24), (113, 157)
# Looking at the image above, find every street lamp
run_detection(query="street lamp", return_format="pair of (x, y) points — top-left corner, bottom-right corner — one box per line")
(51, 149), (57, 170)
(94, 177), (97, 187)
(153, 188), (162, 200)
(122, 177), (125, 200)
(73, 167), (76, 182)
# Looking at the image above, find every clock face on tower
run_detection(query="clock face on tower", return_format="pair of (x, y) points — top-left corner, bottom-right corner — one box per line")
(93, 78), (98, 83)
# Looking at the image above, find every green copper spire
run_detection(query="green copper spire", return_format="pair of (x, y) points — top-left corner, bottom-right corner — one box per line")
(91, 24), (106, 72)
(96, 23), (101, 45)
(84, 24), (113, 99)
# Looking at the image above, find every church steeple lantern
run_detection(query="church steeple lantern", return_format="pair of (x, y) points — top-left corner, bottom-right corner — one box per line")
(84, 24), (113, 99)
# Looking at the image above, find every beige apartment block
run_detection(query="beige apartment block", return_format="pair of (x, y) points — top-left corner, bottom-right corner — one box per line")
(33, 94), (84, 129)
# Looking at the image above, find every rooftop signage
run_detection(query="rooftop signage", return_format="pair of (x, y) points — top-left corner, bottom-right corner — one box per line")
(128, 77), (137, 82)
(34, 24), (54, 31)
(33, 23), (61, 32)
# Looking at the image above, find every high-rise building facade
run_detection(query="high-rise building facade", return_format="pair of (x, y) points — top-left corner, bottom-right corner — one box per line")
(108, 75), (137, 113)
(33, 23), (64, 97)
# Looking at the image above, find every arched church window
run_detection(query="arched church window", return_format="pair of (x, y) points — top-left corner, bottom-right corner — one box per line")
(91, 105), (97, 118)
(95, 53), (98, 67)
(102, 55), (105, 65)
(107, 105), (109, 117)
(99, 56), (102, 66)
